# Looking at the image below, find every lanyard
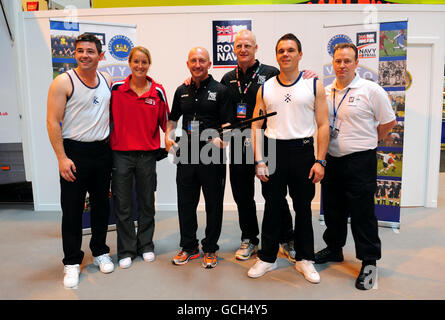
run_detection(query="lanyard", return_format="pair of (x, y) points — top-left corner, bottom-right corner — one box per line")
(236, 64), (261, 102)
(332, 87), (351, 121)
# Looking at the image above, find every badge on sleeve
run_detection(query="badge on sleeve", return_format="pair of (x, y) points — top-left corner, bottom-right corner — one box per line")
(236, 103), (247, 119)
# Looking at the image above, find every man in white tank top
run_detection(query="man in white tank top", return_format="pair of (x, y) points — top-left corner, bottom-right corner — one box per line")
(47, 34), (115, 289)
(247, 34), (330, 284)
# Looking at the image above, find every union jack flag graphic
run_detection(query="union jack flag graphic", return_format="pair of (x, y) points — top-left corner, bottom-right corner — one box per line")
(213, 20), (251, 67)
(216, 25), (248, 43)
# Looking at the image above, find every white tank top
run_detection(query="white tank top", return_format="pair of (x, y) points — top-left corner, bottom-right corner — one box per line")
(62, 69), (111, 142)
(263, 73), (316, 140)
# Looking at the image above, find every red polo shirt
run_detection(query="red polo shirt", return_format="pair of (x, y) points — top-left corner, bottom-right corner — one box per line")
(110, 75), (170, 151)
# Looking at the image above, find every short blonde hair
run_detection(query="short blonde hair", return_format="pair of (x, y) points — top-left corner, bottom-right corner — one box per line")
(128, 46), (152, 64)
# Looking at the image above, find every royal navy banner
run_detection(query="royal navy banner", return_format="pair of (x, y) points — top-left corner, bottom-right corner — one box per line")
(50, 19), (136, 82)
(322, 21), (408, 228)
(212, 20), (251, 68)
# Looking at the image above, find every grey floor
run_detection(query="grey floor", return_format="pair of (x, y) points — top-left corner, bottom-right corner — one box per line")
(1, 175), (445, 300)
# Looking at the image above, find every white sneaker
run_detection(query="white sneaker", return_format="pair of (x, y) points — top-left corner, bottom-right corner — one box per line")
(63, 264), (80, 289)
(93, 253), (114, 273)
(247, 258), (277, 278)
(119, 257), (132, 269)
(142, 252), (155, 262)
(295, 259), (320, 284)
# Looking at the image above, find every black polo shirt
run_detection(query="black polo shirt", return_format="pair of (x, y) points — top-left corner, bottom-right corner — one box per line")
(220, 60), (279, 124)
(170, 75), (233, 132)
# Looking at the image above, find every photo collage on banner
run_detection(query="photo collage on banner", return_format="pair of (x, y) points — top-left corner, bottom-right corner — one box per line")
(212, 20), (251, 68)
(323, 21), (407, 227)
(50, 20), (136, 82)
(50, 20), (78, 79)
(376, 21), (407, 224)
(49, 20), (137, 231)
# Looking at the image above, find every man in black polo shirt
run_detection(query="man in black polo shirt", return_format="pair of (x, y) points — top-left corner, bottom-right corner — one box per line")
(165, 47), (232, 269)
(221, 29), (316, 262)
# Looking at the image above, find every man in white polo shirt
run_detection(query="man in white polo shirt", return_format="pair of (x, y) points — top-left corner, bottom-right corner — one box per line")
(314, 43), (396, 290)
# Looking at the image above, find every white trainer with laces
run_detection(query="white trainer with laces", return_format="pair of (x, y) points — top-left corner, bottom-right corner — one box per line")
(63, 264), (80, 289)
(119, 257), (132, 269)
(142, 252), (155, 262)
(93, 253), (114, 273)
(295, 259), (320, 284)
(247, 258), (277, 278)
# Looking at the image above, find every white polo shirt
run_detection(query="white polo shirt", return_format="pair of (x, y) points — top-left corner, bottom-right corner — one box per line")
(325, 74), (395, 157)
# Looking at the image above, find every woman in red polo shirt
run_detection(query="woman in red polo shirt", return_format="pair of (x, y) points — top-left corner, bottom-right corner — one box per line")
(110, 46), (169, 269)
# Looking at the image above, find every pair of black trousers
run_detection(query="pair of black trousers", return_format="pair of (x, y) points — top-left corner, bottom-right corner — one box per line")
(258, 139), (316, 263)
(176, 163), (226, 253)
(230, 163), (294, 246)
(229, 135), (293, 246)
(321, 149), (381, 261)
(111, 151), (157, 260)
(60, 139), (112, 265)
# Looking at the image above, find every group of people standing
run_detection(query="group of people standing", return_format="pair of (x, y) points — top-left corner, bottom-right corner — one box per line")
(47, 29), (395, 291)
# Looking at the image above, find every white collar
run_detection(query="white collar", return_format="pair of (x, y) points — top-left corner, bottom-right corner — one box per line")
(333, 73), (361, 91)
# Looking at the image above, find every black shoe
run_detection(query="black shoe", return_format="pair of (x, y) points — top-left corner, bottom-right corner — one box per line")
(355, 263), (377, 290)
(314, 247), (344, 264)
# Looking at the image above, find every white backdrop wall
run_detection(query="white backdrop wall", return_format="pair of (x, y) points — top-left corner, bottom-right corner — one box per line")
(13, 4), (445, 211)
(0, 2), (21, 145)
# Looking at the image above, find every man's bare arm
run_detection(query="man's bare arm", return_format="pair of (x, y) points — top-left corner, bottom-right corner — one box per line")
(310, 79), (330, 183)
(251, 87), (268, 182)
(47, 74), (77, 182)
(165, 120), (178, 152)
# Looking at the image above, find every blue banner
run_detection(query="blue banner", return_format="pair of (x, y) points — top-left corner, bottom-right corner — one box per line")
(212, 20), (251, 68)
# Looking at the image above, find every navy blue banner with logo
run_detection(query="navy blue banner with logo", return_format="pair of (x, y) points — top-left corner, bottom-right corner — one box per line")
(212, 20), (251, 68)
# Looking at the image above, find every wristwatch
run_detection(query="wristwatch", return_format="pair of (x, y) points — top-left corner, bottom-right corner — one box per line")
(315, 159), (327, 168)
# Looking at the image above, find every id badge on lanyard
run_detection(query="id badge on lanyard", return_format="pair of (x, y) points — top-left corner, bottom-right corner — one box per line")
(236, 64), (261, 119)
(330, 88), (350, 139)
(236, 103), (247, 119)
(188, 116), (199, 135)
(329, 119), (341, 138)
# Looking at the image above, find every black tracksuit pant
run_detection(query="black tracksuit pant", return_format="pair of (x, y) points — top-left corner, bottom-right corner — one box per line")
(321, 148), (381, 261)
(176, 162), (226, 253)
(229, 134), (293, 246)
(60, 139), (112, 265)
(258, 138), (316, 263)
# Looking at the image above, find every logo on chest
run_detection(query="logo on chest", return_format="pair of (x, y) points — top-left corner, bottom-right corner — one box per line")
(284, 93), (292, 103)
(257, 75), (266, 85)
(208, 91), (217, 101)
(145, 98), (156, 105)
(93, 96), (100, 105)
